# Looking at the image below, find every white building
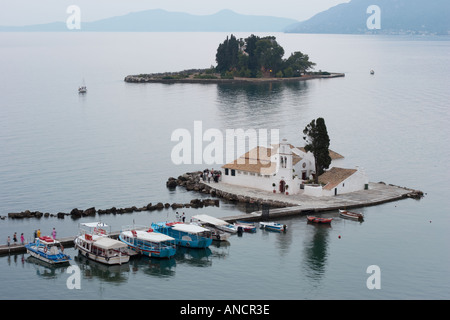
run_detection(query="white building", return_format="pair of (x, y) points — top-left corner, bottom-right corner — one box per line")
(221, 138), (368, 197)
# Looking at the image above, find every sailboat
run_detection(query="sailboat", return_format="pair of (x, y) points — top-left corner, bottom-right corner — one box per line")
(78, 78), (87, 93)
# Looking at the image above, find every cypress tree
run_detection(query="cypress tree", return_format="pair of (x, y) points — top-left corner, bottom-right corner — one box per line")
(303, 117), (331, 183)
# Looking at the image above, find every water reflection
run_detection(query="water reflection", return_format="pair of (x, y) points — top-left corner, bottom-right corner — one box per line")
(26, 255), (70, 279)
(75, 253), (130, 284)
(303, 223), (331, 281)
(215, 81), (310, 131)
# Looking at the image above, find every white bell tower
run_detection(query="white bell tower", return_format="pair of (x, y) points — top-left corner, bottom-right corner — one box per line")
(276, 139), (293, 193)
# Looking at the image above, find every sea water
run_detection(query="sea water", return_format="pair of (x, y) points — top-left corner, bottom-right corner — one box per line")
(0, 32), (449, 300)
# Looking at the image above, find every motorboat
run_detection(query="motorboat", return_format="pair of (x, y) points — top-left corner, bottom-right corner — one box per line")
(339, 209), (364, 221)
(74, 222), (130, 265)
(260, 222), (287, 232)
(119, 225), (177, 258)
(234, 221), (257, 233)
(151, 222), (213, 248)
(25, 236), (70, 265)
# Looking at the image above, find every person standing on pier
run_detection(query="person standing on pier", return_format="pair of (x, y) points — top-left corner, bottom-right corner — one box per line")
(37, 229), (41, 238)
(20, 233), (24, 245)
(52, 228), (56, 240)
(13, 232), (17, 244)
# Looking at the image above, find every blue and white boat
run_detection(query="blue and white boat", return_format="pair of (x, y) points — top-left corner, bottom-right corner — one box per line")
(151, 222), (213, 248)
(259, 222), (288, 232)
(25, 236), (71, 265)
(119, 225), (177, 258)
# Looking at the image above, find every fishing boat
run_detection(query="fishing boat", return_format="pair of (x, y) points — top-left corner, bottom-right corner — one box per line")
(151, 222), (213, 248)
(234, 221), (257, 233)
(339, 209), (364, 221)
(307, 216), (333, 224)
(260, 222), (287, 232)
(25, 236), (70, 265)
(74, 222), (130, 265)
(119, 225), (177, 258)
(191, 214), (233, 240)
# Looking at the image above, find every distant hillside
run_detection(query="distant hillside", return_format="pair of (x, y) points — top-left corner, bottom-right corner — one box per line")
(0, 9), (299, 32)
(285, 0), (450, 35)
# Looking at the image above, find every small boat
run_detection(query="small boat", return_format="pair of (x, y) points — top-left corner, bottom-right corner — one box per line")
(119, 225), (177, 258)
(25, 236), (71, 265)
(339, 209), (364, 221)
(78, 78), (87, 93)
(74, 222), (130, 265)
(260, 222), (287, 232)
(191, 214), (234, 239)
(234, 221), (257, 233)
(307, 216), (333, 224)
(151, 222), (213, 248)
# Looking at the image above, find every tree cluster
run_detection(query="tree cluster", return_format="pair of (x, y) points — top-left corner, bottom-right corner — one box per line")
(215, 34), (316, 78)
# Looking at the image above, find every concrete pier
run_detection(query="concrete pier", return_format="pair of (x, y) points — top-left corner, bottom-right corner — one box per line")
(207, 181), (422, 222)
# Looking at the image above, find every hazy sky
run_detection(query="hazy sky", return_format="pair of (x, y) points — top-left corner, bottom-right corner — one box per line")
(0, 0), (350, 26)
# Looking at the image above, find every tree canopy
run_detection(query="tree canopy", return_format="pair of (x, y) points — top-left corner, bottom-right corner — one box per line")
(215, 34), (316, 78)
(303, 117), (331, 183)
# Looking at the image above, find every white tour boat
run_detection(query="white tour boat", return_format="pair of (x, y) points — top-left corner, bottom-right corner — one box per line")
(74, 222), (130, 265)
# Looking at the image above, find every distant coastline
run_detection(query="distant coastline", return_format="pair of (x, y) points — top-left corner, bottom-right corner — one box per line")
(124, 70), (345, 84)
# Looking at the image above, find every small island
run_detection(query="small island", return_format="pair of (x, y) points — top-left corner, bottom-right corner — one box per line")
(124, 34), (344, 84)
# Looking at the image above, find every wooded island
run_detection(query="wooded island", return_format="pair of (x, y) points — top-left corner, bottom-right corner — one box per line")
(124, 34), (342, 83)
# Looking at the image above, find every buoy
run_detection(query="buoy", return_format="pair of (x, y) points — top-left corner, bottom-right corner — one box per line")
(338, 235), (341, 239)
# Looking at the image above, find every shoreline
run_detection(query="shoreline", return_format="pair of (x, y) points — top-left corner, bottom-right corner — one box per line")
(124, 72), (345, 84)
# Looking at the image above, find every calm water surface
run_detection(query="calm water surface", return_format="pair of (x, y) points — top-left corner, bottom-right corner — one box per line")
(0, 32), (449, 300)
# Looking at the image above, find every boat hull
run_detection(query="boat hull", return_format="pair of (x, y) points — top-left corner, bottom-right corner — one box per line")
(339, 210), (364, 221)
(118, 235), (176, 258)
(307, 216), (333, 224)
(25, 244), (70, 265)
(74, 237), (130, 265)
(151, 222), (213, 249)
(260, 222), (287, 232)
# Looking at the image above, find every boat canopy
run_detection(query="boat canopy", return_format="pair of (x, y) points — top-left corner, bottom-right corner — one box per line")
(94, 237), (127, 250)
(192, 214), (228, 226)
(122, 230), (175, 243)
(80, 222), (109, 228)
(171, 223), (209, 234)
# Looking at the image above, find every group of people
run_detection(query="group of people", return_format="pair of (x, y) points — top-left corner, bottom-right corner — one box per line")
(6, 227), (57, 247)
(175, 212), (186, 222)
(201, 168), (221, 183)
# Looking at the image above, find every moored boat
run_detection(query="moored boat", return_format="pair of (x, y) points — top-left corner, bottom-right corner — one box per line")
(151, 222), (213, 248)
(191, 214), (232, 240)
(74, 222), (130, 265)
(260, 222), (287, 232)
(339, 209), (364, 221)
(234, 221), (257, 233)
(307, 216), (333, 224)
(25, 236), (70, 265)
(119, 225), (177, 258)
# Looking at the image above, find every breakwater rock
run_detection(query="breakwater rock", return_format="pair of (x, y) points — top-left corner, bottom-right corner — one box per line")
(6, 198), (219, 220)
(167, 171), (294, 209)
